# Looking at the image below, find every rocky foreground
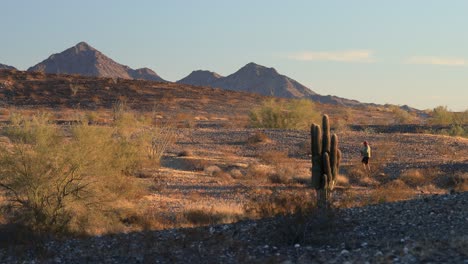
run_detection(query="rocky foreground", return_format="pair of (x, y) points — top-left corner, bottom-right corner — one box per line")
(1, 191), (466, 263)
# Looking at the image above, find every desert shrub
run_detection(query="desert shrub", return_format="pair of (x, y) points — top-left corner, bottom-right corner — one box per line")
(453, 109), (468, 125)
(143, 122), (177, 166)
(258, 150), (289, 165)
(0, 113), (147, 235)
(244, 190), (315, 218)
(368, 179), (415, 204)
(183, 204), (244, 226)
(228, 168), (244, 179)
(249, 98), (320, 130)
(344, 164), (379, 187)
(245, 163), (272, 180)
(399, 168), (439, 188)
(336, 174), (350, 187)
(389, 105), (417, 124)
(429, 106), (454, 125)
(447, 124), (467, 137)
(256, 151), (301, 184)
(370, 142), (396, 174)
(204, 165), (222, 176)
(246, 131), (270, 144)
(181, 158), (211, 171)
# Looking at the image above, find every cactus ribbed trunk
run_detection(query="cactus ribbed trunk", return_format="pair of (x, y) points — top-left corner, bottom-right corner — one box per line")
(311, 114), (341, 208)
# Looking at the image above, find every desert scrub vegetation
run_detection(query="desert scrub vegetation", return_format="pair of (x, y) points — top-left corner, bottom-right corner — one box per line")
(427, 106), (468, 137)
(0, 110), (174, 236)
(388, 105), (418, 124)
(249, 98), (320, 129)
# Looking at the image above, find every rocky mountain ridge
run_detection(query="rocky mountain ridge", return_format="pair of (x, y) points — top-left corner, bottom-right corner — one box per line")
(178, 62), (362, 106)
(0, 64), (16, 70)
(27, 42), (166, 82)
(6, 42), (373, 106)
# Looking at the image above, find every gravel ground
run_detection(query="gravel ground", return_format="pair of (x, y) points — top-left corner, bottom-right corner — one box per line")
(1, 128), (467, 263)
(0, 192), (466, 263)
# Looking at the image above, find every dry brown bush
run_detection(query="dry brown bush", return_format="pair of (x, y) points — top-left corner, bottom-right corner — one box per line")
(258, 150), (289, 164)
(182, 158), (212, 171)
(183, 204), (244, 226)
(269, 162), (302, 184)
(345, 164), (379, 187)
(212, 170), (233, 181)
(204, 165), (222, 176)
(336, 174), (350, 187)
(228, 168), (244, 179)
(368, 179), (416, 204)
(247, 131), (271, 145)
(400, 168), (439, 188)
(244, 190), (315, 218)
(245, 163), (272, 181)
(371, 142), (396, 174)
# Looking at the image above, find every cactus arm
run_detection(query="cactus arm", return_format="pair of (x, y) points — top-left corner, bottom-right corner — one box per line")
(322, 115), (331, 154)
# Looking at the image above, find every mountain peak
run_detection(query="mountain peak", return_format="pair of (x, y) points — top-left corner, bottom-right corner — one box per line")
(73, 41), (95, 52)
(177, 70), (223, 86)
(239, 62), (278, 75)
(27, 43), (166, 82)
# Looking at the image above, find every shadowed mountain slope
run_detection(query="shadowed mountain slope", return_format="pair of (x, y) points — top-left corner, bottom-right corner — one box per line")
(0, 64), (16, 70)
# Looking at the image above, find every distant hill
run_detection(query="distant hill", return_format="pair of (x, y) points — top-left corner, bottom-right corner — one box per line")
(178, 62), (316, 98)
(178, 62), (362, 106)
(27, 42), (166, 82)
(0, 63), (16, 70)
(177, 70), (223, 87)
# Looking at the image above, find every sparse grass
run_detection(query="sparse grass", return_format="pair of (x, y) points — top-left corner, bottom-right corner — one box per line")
(255, 151), (303, 184)
(183, 203), (245, 226)
(345, 164), (379, 187)
(245, 163), (273, 182)
(244, 189), (315, 218)
(258, 150), (289, 165)
(367, 179), (416, 204)
(399, 168), (439, 188)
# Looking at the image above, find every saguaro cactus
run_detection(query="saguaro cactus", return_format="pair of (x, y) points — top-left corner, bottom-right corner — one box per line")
(311, 115), (341, 207)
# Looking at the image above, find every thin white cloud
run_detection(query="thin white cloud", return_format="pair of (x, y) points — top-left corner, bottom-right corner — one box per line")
(287, 50), (374, 63)
(406, 56), (466, 66)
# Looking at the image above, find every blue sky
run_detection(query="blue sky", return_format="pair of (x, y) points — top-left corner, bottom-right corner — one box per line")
(2, 0), (467, 111)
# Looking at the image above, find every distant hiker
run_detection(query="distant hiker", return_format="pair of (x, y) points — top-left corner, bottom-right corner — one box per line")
(360, 141), (371, 174)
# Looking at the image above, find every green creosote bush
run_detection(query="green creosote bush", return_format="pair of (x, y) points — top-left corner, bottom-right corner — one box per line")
(429, 106), (454, 125)
(388, 105), (417, 124)
(0, 112), (154, 235)
(249, 98), (320, 130)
